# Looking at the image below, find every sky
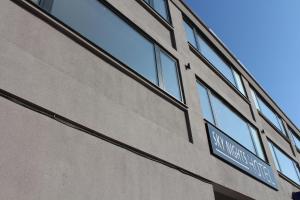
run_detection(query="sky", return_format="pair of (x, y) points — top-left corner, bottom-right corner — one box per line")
(184, 0), (300, 129)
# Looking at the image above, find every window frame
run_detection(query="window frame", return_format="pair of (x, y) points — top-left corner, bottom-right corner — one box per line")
(268, 140), (300, 186)
(289, 128), (300, 152)
(197, 80), (267, 161)
(156, 47), (183, 101)
(184, 19), (247, 98)
(142, 0), (172, 24)
(31, 0), (183, 102)
(250, 88), (288, 139)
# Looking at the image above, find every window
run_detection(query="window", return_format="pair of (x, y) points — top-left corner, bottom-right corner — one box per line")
(143, 0), (170, 22)
(268, 141), (300, 185)
(160, 50), (181, 100)
(184, 21), (246, 96)
(289, 128), (300, 151)
(197, 82), (265, 160)
(250, 89), (286, 136)
(33, 0), (181, 101)
(183, 21), (197, 48)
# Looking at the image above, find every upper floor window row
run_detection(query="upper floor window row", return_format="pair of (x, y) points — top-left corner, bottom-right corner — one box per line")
(289, 128), (300, 151)
(143, 0), (170, 23)
(197, 82), (265, 161)
(250, 89), (287, 137)
(184, 21), (246, 96)
(268, 141), (300, 185)
(32, 0), (182, 101)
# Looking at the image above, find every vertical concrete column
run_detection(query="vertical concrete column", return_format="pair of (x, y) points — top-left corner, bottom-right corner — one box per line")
(168, 0), (210, 149)
(168, 1), (194, 143)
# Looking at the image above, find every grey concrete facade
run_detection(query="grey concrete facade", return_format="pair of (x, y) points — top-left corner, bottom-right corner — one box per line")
(0, 0), (299, 199)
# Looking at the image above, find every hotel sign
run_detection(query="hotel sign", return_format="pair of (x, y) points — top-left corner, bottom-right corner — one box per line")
(206, 123), (278, 189)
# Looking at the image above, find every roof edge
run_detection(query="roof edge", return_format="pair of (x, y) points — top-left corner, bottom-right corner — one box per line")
(176, 0), (300, 133)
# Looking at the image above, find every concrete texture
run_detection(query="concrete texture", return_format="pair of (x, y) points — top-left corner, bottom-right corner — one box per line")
(0, 0), (299, 199)
(0, 97), (214, 200)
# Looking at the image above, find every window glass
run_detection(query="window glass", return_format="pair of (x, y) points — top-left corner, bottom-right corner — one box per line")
(268, 142), (280, 171)
(51, 0), (158, 84)
(277, 118), (286, 135)
(250, 89), (260, 110)
(197, 84), (214, 123)
(233, 69), (246, 96)
(210, 94), (255, 153)
(42, 0), (182, 100)
(183, 20), (246, 95)
(255, 94), (286, 135)
(31, 0), (40, 4)
(195, 33), (236, 85)
(290, 129), (300, 150)
(160, 51), (181, 100)
(293, 134), (300, 150)
(294, 162), (300, 181)
(268, 142), (300, 184)
(197, 83), (265, 159)
(249, 126), (265, 160)
(153, 0), (169, 21)
(183, 21), (197, 47)
(258, 97), (279, 126)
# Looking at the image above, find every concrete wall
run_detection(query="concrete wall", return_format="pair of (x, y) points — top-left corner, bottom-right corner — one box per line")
(0, 97), (214, 200)
(0, 0), (299, 199)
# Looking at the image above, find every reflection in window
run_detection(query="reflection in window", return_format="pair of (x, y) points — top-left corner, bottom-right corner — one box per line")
(232, 69), (246, 96)
(160, 51), (181, 100)
(268, 141), (300, 185)
(33, 0), (181, 100)
(249, 126), (265, 160)
(250, 89), (286, 136)
(184, 21), (197, 48)
(184, 20), (246, 96)
(197, 82), (265, 160)
(196, 33), (236, 85)
(144, 0), (170, 22)
(31, 0), (40, 4)
(51, 0), (158, 84)
(197, 84), (214, 124)
(289, 128), (300, 151)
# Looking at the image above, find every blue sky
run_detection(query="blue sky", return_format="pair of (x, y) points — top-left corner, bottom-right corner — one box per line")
(185, 0), (300, 129)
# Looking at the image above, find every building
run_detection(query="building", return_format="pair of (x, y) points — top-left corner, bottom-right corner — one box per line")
(1, 0), (300, 199)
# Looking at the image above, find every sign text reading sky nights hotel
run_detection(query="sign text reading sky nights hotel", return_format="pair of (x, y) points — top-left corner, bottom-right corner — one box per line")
(206, 123), (278, 189)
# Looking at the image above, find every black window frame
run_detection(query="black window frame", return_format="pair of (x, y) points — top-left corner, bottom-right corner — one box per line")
(183, 18), (247, 99)
(142, 0), (172, 24)
(31, 0), (184, 102)
(196, 79), (268, 162)
(268, 139), (300, 186)
(289, 128), (300, 152)
(250, 88), (289, 140)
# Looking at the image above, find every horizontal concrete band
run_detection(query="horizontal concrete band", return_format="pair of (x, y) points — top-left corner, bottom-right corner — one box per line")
(0, 88), (212, 186)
